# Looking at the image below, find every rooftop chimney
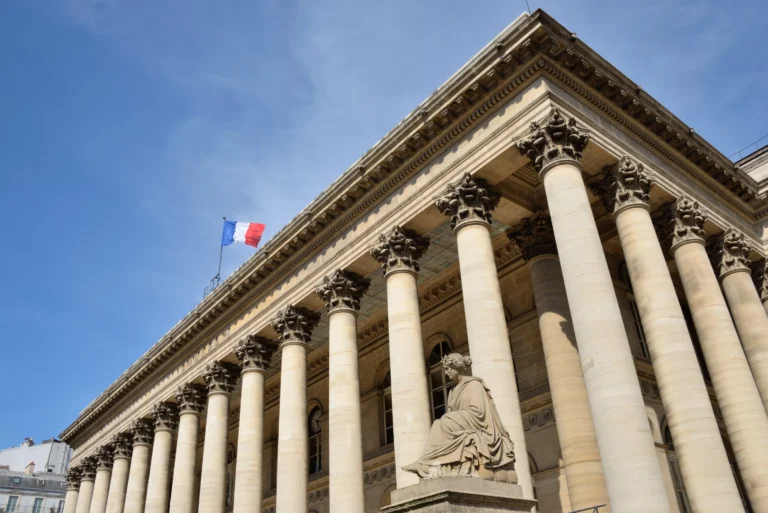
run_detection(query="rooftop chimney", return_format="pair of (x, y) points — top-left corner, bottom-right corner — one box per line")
(21, 438), (34, 447)
(24, 462), (35, 475)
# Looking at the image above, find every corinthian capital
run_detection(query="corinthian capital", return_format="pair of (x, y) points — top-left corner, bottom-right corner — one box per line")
(272, 305), (320, 347)
(151, 402), (179, 432)
(316, 269), (370, 314)
(507, 212), (558, 261)
(175, 384), (206, 413)
(516, 108), (590, 173)
(66, 468), (82, 489)
(235, 335), (276, 372)
(111, 433), (133, 459)
(707, 228), (751, 279)
(752, 260), (768, 304)
(435, 174), (501, 231)
(203, 361), (239, 395)
(591, 157), (653, 214)
(668, 196), (707, 251)
(79, 456), (97, 481)
(131, 418), (154, 445)
(95, 445), (114, 470)
(370, 226), (430, 276)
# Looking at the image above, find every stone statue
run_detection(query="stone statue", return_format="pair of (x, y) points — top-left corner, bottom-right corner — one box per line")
(403, 353), (517, 483)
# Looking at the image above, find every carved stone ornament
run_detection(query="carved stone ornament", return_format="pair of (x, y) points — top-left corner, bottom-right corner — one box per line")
(66, 467), (82, 489)
(706, 228), (751, 279)
(516, 108), (590, 174)
(234, 335), (276, 372)
(434, 173), (501, 230)
(202, 361), (239, 395)
(669, 196), (706, 251)
(316, 269), (371, 314)
(131, 418), (154, 445)
(151, 402), (179, 432)
(506, 211), (557, 261)
(370, 226), (430, 276)
(591, 157), (653, 214)
(271, 305), (320, 346)
(79, 456), (97, 481)
(111, 432), (133, 459)
(95, 444), (114, 470)
(175, 383), (206, 413)
(753, 260), (768, 303)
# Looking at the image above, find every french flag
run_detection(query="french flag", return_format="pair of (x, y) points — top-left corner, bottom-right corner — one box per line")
(221, 220), (265, 248)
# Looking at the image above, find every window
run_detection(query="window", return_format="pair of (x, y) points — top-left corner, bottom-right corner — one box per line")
(619, 262), (650, 359)
(428, 341), (454, 420)
(57, 501), (64, 513)
(37, 479), (46, 486)
(32, 498), (44, 513)
(382, 371), (394, 445)
(663, 427), (691, 513)
(308, 406), (322, 474)
(723, 437), (753, 512)
(12, 477), (21, 484)
(5, 496), (18, 513)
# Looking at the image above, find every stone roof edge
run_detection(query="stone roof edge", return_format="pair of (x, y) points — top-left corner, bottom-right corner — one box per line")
(59, 8), (763, 443)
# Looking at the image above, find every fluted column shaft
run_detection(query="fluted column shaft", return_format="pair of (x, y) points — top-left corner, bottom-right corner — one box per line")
(89, 466), (112, 513)
(64, 488), (80, 513)
(328, 309), (365, 512)
(454, 221), (532, 497)
(75, 479), (95, 513)
(673, 239), (768, 512)
(276, 343), (308, 513)
(611, 199), (744, 512)
(527, 253), (610, 511)
(123, 445), (151, 513)
(384, 270), (432, 488)
(169, 412), (201, 513)
(722, 269), (768, 413)
(144, 431), (174, 513)
(105, 457), (131, 513)
(541, 161), (670, 512)
(233, 370), (266, 513)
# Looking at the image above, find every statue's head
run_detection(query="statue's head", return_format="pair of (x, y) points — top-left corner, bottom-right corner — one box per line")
(442, 353), (472, 381)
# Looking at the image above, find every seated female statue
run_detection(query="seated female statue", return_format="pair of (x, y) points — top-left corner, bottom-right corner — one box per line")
(403, 353), (517, 482)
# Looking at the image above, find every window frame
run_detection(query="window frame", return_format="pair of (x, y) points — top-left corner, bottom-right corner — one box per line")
(308, 406), (322, 475)
(427, 341), (454, 421)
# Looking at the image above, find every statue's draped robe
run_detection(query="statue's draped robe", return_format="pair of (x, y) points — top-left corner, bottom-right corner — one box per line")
(403, 376), (515, 478)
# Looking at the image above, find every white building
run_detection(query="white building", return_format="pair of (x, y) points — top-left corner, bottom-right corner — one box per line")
(0, 465), (67, 513)
(0, 440), (71, 476)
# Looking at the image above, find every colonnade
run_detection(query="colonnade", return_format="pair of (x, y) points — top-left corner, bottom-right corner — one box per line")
(66, 109), (768, 513)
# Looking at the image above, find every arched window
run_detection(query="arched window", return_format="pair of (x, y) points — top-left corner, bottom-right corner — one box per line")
(663, 425), (691, 513)
(308, 406), (322, 474)
(382, 371), (394, 445)
(428, 340), (454, 420)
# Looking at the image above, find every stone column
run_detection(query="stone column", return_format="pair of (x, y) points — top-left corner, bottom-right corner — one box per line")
(105, 434), (133, 513)
(710, 229), (768, 412)
(63, 468), (82, 513)
(659, 197), (768, 513)
(123, 420), (153, 513)
(591, 159), (745, 512)
(273, 305), (320, 513)
(169, 385), (205, 513)
(198, 362), (239, 513)
(516, 109), (671, 513)
(371, 227), (433, 488)
(316, 270), (371, 513)
(75, 458), (97, 513)
(435, 174), (533, 499)
(232, 336), (276, 513)
(144, 403), (179, 513)
(508, 213), (610, 512)
(752, 260), (768, 317)
(89, 446), (114, 513)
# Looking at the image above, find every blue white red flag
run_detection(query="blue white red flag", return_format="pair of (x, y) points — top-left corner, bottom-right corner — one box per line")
(221, 221), (265, 248)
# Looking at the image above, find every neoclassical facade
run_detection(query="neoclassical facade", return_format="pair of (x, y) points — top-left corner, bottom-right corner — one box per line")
(59, 10), (768, 513)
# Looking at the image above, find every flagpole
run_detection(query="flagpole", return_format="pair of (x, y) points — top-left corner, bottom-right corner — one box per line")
(217, 216), (226, 279)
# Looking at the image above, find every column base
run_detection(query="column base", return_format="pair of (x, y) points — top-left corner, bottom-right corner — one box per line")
(380, 478), (536, 513)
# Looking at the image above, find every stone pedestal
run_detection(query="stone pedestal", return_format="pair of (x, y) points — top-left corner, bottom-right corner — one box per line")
(380, 478), (536, 513)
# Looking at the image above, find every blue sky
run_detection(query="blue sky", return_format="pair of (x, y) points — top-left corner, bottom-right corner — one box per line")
(1, 0), (766, 451)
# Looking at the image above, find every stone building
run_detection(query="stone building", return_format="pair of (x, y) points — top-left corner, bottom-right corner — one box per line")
(58, 9), (768, 513)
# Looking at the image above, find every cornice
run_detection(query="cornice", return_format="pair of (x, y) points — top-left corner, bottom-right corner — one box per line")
(61, 9), (761, 443)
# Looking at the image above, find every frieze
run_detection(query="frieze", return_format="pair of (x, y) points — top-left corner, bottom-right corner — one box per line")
(62, 13), (764, 448)
(522, 406), (555, 431)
